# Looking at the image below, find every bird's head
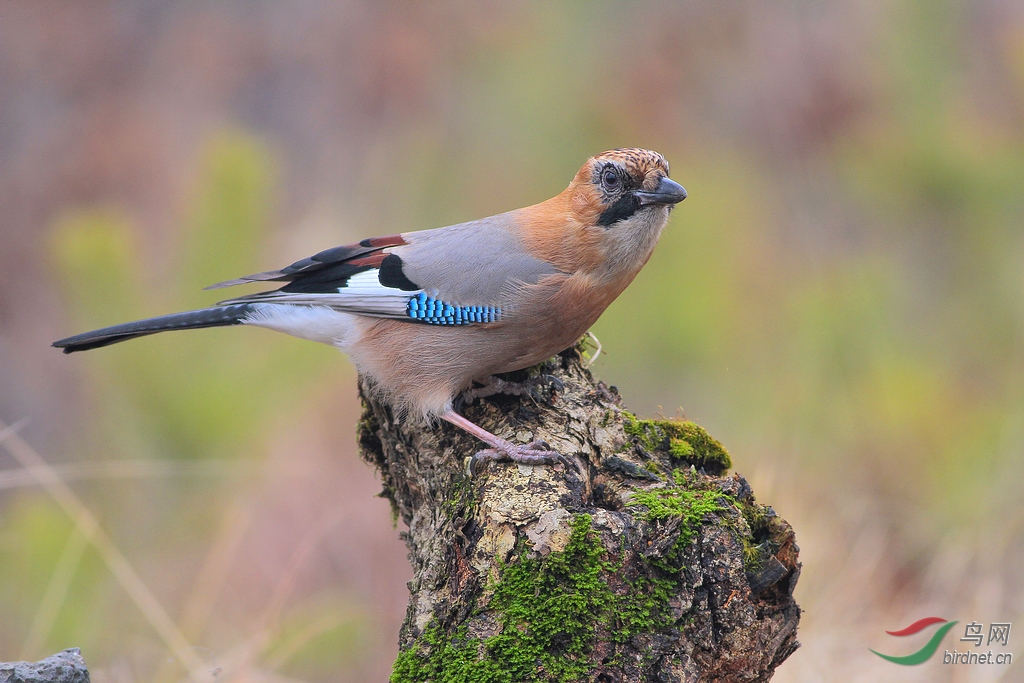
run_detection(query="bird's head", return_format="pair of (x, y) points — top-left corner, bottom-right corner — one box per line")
(570, 148), (686, 228)
(552, 148), (685, 279)
(519, 148), (686, 279)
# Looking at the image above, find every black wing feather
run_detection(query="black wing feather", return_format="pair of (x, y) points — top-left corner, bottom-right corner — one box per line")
(204, 234), (409, 291)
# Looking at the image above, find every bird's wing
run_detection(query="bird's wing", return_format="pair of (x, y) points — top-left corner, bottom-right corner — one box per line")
(205, 234), (407, 290)
(391, 211), (560, 305)
(212, 212), (559, 323)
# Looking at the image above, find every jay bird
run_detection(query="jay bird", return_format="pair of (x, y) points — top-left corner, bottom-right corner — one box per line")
(54, 148), (686, 473)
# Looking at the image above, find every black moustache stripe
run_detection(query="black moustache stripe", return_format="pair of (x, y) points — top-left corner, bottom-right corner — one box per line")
(596, 194), (641, 227)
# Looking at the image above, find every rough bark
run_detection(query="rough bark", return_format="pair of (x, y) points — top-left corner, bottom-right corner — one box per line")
(0, 650), (90, 683)
(359, 346), (801, 683)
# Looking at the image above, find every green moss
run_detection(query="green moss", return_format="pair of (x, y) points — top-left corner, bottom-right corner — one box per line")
(391, 622), (478, 683)
(391, 515), (610, 683)
(742, 539), (765, 574)
(737, 500), (775, 575)
(622, 413), (732, 474)
(740, 499), (769, 537)
(610, 566), (678, 648)
(391, 513), (709, 682)
(618, 482), (731, 659)
(441, 474), (477, 521)
(668, 438), (694, 459)
(627, 483), (730, 549)
(485, 515), (613, 680)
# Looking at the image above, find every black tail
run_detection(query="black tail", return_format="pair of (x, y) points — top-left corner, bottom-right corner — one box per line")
(53, 304), (257, 353)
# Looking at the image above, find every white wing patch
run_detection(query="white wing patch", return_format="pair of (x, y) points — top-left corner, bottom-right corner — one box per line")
(221, 270), (420, 319)
(335, 270), (421, 316)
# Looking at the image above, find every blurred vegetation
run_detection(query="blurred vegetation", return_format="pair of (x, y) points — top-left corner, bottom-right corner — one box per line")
(3, 133), (363, 677)
(593, 3), (1024, 542)
(50, 132), (340, 460)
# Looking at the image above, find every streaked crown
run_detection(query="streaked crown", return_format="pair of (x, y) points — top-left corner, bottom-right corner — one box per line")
(592, 148), (669, 179)
(566, 148), (681, 228)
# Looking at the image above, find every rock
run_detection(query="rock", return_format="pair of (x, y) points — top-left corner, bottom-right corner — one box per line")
(0, 649), (89, 683)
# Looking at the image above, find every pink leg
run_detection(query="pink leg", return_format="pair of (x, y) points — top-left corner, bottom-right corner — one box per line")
(441, 410), (564, 476)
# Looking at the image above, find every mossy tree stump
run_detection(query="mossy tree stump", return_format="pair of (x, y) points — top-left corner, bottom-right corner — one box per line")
(358, 347), (800, 683)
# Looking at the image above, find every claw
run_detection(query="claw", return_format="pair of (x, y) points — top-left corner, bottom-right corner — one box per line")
(457, 373), (563, 407)
(466, 440), (564, 476)
(543, 375), (565, 393)
(443, 410), (566, 478)
(466, 448), (504, 477)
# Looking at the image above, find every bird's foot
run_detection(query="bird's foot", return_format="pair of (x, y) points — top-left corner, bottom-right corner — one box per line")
(465, 439), (567, 477)
(458, 374), (565, 408)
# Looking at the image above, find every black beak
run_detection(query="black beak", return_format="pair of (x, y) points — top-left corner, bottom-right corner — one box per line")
(635, 177), (687, 206)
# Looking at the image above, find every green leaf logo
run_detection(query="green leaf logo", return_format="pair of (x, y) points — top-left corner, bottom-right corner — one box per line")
(871, 618), (958, 665)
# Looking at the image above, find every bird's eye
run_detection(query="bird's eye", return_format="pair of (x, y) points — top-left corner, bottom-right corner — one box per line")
(602, 168), (620, 190)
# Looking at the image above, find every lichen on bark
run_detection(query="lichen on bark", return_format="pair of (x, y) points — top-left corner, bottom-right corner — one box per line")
(358, 345), (800, 683)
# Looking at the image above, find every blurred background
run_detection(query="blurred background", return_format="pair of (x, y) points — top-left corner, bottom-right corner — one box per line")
(0, 1), (1022, 681)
